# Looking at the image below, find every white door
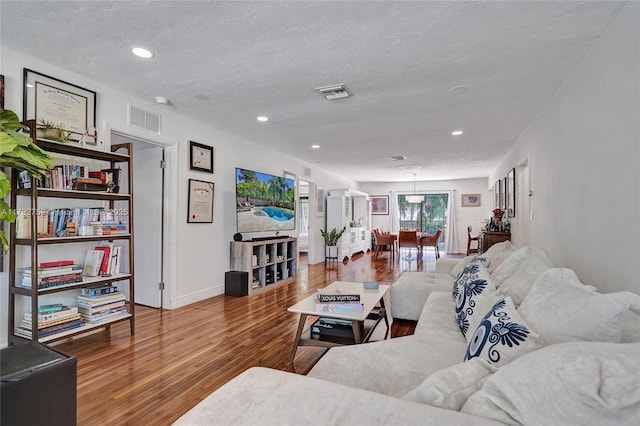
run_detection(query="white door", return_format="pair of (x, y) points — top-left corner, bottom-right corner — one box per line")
(112, 133), (165, 308)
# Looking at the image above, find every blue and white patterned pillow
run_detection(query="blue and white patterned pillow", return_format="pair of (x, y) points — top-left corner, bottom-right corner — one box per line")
(455, 266), (498, 337)
(464, 297), (542, 367)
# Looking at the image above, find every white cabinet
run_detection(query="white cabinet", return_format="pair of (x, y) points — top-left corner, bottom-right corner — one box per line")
(326, 189), (371, 260)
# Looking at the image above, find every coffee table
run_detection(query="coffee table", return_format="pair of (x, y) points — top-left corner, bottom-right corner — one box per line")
(288, 281), (390, 362)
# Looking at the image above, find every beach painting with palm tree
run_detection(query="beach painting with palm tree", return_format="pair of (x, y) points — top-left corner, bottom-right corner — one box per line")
(236, 168), (295, 232)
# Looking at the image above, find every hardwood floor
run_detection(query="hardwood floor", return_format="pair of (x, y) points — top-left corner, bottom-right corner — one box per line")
(53, 249), (458, 425)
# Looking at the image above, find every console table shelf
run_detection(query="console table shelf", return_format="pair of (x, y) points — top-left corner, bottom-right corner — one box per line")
(230, 237), (297, 295)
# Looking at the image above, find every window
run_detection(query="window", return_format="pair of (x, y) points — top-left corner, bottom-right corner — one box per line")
(397, 193), (448, 247)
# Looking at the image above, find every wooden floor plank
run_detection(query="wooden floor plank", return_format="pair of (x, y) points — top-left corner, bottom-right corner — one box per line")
(52, 250), (459, 425)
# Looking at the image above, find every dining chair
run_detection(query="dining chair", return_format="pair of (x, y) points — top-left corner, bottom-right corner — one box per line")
(398, 230), (420, 260)
(420, 230), (442, 259)
(467, 225), (480, 255)
(373, 230), (396, 259)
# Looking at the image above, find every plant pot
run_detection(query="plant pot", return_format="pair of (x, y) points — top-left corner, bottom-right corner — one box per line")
(325, 245), (338, 259)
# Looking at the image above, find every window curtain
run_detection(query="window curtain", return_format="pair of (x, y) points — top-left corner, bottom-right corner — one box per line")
(390, 191), (400, 234)
(444, 190), (459, 254)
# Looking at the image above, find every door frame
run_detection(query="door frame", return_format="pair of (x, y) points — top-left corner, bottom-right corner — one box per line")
(106, 123), (178, 310)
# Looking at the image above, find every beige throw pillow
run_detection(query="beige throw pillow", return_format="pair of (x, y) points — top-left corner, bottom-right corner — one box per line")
(496, 248), (553, 306)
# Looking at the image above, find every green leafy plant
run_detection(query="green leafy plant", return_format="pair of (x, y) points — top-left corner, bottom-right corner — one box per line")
(37, 118), (70, 143)
(320, 226), (346, 246)
(0, 110), (53, 250)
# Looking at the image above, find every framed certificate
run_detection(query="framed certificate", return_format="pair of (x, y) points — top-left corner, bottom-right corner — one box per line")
(189, 141), (214, 173)
(187, 179), (214, 223)
(23, 68), (96, 144)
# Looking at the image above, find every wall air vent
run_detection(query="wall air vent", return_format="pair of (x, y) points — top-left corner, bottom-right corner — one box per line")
(303, 167), (312, 177)
(128, 104), (161, 133)
(315, 83), (351, 100)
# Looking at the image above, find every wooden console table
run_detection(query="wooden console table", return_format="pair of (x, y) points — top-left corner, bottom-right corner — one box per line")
(479, 231), (511, 254)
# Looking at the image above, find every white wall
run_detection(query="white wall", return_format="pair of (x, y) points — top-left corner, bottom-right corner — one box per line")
(360, 178), (490, 253)
(0, 48), (357, 346)
(490, 2), (639, 294)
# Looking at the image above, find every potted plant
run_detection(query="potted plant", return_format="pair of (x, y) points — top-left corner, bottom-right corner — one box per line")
(320, 226), (346, 259)
(0, 110), (53, 250)
(37, 118), (70, 143)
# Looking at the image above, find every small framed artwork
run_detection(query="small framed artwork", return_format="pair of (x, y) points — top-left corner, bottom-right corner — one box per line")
(461, 193), (481, 207)
(500, 177), (507, 210)
(187, 179), (214, 223)
(371, 195), (389, 215)
(23, 68), (97, 144)
(494, 180), (501, 209)
(507, 168), (516, 218)
(316, 185), (325, 217)
(189, 141), (214, 173)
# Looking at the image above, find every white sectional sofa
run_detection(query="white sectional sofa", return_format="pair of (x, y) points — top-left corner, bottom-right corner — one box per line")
(174, 242), (640, 425)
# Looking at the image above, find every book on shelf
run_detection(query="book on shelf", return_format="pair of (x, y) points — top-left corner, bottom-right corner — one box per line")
(15, 318), (85, 339)
(80, 284), (118, 297)
(22, 313), (82, 330)
(315, 302), (364, 313)
(77, 291), (125, 307)
(78, 300), (125, 315)
(94, 244), (113, 276)
(82, 249), (105, 277)
(316, 292), (361, 303)
(39, 259), (75, 268)
(81, 308), (128, 324)
(26, 306), (79, 323)
(311, 318), (356, 340)
(38, 303), (64, 314)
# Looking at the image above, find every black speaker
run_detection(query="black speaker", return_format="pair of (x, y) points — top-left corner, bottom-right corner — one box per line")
(225, 271), (248, 297)
(233, 232), (243, 241)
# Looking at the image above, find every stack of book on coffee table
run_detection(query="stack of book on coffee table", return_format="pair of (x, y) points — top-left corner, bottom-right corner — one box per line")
(312, 290), (365, 342)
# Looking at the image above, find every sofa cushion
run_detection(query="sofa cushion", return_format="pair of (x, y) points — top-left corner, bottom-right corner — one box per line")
(490, 246), (533, 284)
(174, 367), (506, 426)
(464, 297), (542, 367)
(308, 333), (467, 398)
(518, 268), (640, 344)
(403, 358), (497, 411)
(455, 266), (499, 338)
(390, 272), (454, 321)
(415, 291), (467, 338)
(496, 248), (553, 306)
(486, 245), (517, 273)
(461, 342), (640, 426)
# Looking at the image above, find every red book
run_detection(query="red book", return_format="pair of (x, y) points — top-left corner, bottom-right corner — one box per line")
(94, 246), (112, 275)
(39, 260), (75, 268)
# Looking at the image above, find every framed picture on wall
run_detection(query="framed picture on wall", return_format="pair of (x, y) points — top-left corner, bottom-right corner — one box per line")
(315, 185), (325, 217)
(501, 177), (507, 210)
(507, 168), (516, 217)
(461, 193), (481, 207)
(371, 195), (389, 215)
(189, 141), (214, 173)
(187, 179), (214, 223)
(23, 68), (97, 144)
(495, 180), (501, 209)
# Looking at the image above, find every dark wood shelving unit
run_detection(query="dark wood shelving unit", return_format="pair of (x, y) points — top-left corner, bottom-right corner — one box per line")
(7, 121), (136, 344)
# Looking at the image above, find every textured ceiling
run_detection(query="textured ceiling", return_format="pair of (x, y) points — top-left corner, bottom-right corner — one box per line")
(0, 1), (624, 182)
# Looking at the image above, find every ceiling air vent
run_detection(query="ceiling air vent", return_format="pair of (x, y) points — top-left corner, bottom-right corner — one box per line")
(128, 104), (161, 133)
(389, 155), (407, 161)
(315, 84), (351, 100)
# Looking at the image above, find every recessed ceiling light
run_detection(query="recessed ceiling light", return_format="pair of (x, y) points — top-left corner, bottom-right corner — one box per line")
(130, 47), (155, 59)
(451, 130), (464, 136)
(450, 85), (469, 95)
(256, 116), (269, 122)
(155, 96), (171, 105)
(311, 144), (320, 149)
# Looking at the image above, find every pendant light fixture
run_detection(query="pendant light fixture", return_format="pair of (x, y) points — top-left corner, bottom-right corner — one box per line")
(406, 173), (424, 203)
